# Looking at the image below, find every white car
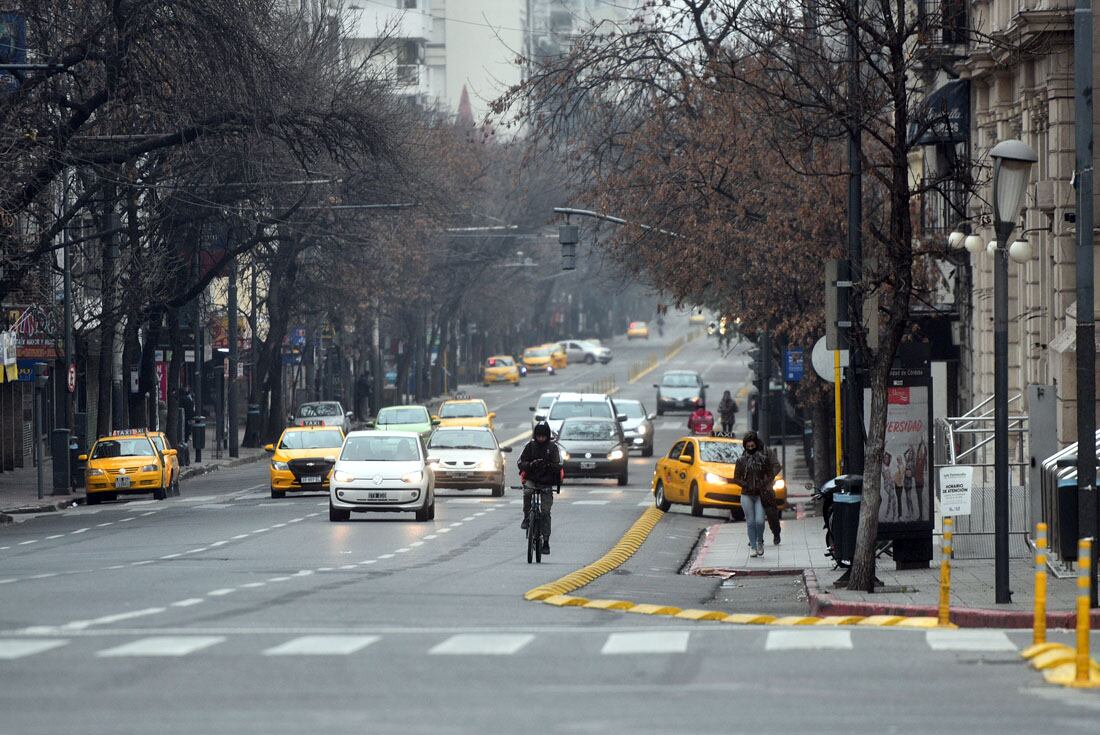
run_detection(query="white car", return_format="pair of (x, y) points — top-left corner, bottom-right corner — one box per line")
(294, 401), (352, 434)
(529, 392), (560, 428)
(329, 430), (435, 522)
(427, 427), (511, 497)
(542, 392), (625, 438)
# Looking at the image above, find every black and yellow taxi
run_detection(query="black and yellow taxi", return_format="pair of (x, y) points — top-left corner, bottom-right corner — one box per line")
(482, 355), (521, 386)
(521, 345), (555, 373)
(81, 430), (177, 504)
(265, 425), (345, 498)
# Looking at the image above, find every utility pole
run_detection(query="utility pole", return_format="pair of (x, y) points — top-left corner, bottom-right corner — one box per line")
(760, 329), (771, 447)
(62, 179), (75, 433)
(843, 0), (865, 475)
(1074, 0), (1097, 606)
(228, 256), (239, 458)
(193, 250), (204, 463)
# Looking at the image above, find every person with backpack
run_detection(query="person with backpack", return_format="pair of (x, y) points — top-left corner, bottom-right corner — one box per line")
(734, 430), (781, 557)
(517, 421), (562, 556)
(717, 390), (738, 435)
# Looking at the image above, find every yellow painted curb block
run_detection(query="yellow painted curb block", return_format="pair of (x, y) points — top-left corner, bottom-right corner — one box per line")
(1042, 662), (1100, 688)
(583, 599), (635, 611)
(1031, 648), (1080, 670)
(542, 595), (589, 607)
(1022, 642), (1072, 660)
(895, 617), (952, 629)
(627, 603), (682, 616)
(674, 609), (729, 622)
(856, 615), (905, 627)
(815, 616), (866, 626)
(772, 616), (822, 626)
(524, 589), (554, 601)
(721, 614), (777, 625)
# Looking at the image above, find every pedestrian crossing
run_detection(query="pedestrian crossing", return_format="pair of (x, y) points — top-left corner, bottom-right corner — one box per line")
(0, 629), (1024, 661)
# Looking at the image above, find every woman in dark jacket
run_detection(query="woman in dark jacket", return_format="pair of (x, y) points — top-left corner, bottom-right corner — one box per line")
(734, 431), (779, 557)
(717, 390), (738, 435)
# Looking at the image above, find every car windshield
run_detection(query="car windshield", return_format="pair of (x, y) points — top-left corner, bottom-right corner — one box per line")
(341, 435), (420, 462)
(630, 322), (646, 328)
(91, 438), (155, 459)
(298, 403), (341, 417)
(537, 394), (558, 410)
(378, 407), (429, 424)
(616, 401), (645, 419)
(150, 435), (166, 451)
(699, 441), (744, 464)
(662, 373), (699, 387)
(525, 347), (550, 358)
(428, 431), (496, 450)
(440, 402), (487, 418)
(279, 429), (344, 450)
(549, 401), (612, 420)
(560, 420), (617, 441)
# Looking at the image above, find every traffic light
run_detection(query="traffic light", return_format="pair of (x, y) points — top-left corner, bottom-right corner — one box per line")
(559, 225), (578, 270)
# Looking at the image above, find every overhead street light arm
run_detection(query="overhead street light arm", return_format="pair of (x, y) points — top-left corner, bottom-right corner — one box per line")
(552, 207), (680, 238)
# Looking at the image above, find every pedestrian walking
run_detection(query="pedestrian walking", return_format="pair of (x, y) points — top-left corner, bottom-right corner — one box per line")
(717, 390), (738, 435)
(734, 431), (780, 557)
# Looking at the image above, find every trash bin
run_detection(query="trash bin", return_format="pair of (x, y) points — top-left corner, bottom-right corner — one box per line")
(191, 415), (207, 462)
(50, 429), (71, 494)
(69, 437), (84, 491)
(1056, 478), (1079, 561)
(830, 475), (864, 567)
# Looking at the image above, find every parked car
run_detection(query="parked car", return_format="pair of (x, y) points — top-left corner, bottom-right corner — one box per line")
(427, 426), (511, 497)
(627, 321), (649, 339)
(652, 435), (787, 519)
(147, 431), (181, 494)
(614, 398), (655, 457)
(654, 370), (708, 415)
(561, 339), (612, 364)
(557, 417), (629, 486)
(543, 392), (624, 438)
(294, 401), (352, 434)
(369, 405), (436, 438)
(265, 426), (345, 498)
(81, 431), (177, 503)
(329, 430), (435, 522)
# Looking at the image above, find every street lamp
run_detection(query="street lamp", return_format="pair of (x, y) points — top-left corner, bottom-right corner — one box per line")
(948, 229), (966, 248)
(963, 233), (985, 253)
(990, 138), (1037, 605)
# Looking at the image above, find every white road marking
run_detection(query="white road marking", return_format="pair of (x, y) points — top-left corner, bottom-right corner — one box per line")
(317, 567), (334, 572)
(424, 535), (438, 540)
(437, 528), (451, 534)
(340, 564), (357, 570)
(293, 570), (312, 577)
(207, 588), (236, 597)
(925, 630), (1017, 652)
(97, 636), (225, 657)
(268, 576), (291, 582)
(572, 500), (610, 506)
(29, 573), (58, 579)
(241, 582), (266, 588)
(429, 633), (535, 655)
(0, 579), (15, 585)
(45, 534), (64, 540)
(185, 548), (208, 554)
(130, 560), (154, 566)
(118, 517), (135, 523)
(765, 630), (852, 651)
(232, 534), (250, 540)
(71, 528), (89, 534)
(637, 501), (652, 506)
(171, 599), (204, 608)
(0, 639), (68, 660)
(95, 523), (113, 528)
(272, 523), (286, 528)
(160, 553), (182, 559)
(601, 631), (690, 655)
(395, 548), (410, 553)
(140, 511), (157, 516)
(589, 490), (621, 495)
(63, 607), (166, 631)
(409, 541), (425, 547)
(209, 540), (229, 548)
(378, 554), (394, 559)
(288, 518), (303, 523)
(449, 522), (463, 527)
(359, 560), (377, 565)
(461, 516), (475, 521)
(107, 565), (126, 570)
(18, 540), (38, 545)
(264, 635), (380, 656)
(253, 528), (270, 534)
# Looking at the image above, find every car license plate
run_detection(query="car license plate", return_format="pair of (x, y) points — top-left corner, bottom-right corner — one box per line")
(304, 419), (323, 426)
(452, 472), (469, 479)
(367, 491), (388, 501)
(580, 461), (596, 470)
(301, 476), (322, 484)
(114, 476), (131, 488)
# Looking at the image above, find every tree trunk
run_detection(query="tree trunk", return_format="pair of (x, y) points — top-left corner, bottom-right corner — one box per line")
(166, 308), (183, 447)
(810, 391), (834, 490)
(122, 311), (141, 427)
(95, 182), (118, 438)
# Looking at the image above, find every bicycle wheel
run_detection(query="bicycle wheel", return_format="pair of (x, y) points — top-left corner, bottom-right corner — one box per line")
(527, 517), (536, 564)
(534, 522), (543, 564)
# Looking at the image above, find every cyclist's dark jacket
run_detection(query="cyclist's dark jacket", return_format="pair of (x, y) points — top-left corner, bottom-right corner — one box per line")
(518, 439), (562, 487)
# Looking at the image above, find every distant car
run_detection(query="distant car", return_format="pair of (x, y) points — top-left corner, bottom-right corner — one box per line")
(544, 392), (624, 438)
(689, 308), (706, 325)
(652, 435), (787, 518)
(265, 425), (345, 498)
(329, 430), (435, 522)
(427, 426), (511, 497)
(81, 431), (177, 504)
(294, 401), (352, 434)
(557, 417), (629, 486)
(654, 370), (708, 415)
(436, 398), (495, 429)
(370, 405), (436, 438)
(482, 355), (521, 386)
(614, 398), (656, 457)
(521, 345), (555, 374)
(544, 343), (568, 370)
(561, 339), (612, 364)
(627, 321), (650, 339)
(529, 392), (560, 428)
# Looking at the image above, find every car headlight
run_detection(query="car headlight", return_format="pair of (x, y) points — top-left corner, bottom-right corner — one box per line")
(332, 470), (355, 483)
(271, 460), (289, 471)
(691, 396), (701, 403)
(140, 464), (158, 473)
(476, 458), (498, 470)
(559, 450), (570, 461)
(86, 468), (105, 477)
(773, 478), (786, 491)
(636, 424), (647, 435)
(401, 471), (423, 484)
(607, 449), (624, 461)
(704, 472), (725, 484)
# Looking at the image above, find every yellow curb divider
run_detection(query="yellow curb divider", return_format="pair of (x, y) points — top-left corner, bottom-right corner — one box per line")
(583, 599), (635, 611)
(894, 617), (946, 629)
(542, 594), (589, 607)
(675, 609), (730, 622)
(856, 615), (906, 627)
(627, 603), (683, 616)
(816, 616), (866, 626)
(1022, 642), (1071, 660)
(720, 614), (778, 625)
(771, 616), (822, 626)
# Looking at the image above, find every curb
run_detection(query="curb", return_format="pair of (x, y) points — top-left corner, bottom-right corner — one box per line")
(804, 569), (1100, 629)
(178, 452), (266, 481)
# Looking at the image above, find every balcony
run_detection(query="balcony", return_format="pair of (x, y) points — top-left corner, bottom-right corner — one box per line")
(916, 0), (967, 57)
(346, 3), (431, 41)
(919, 177), (968, 243)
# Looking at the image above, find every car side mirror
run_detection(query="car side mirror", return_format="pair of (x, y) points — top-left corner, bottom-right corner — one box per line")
(500, 446), (513, 453)
(78, 453), (88, 461)
(704, 384), (710, 389)
(431, 418), (441, 426)
(163, 449), (178, 457)
(616, 414), (627, 422)
(647, 413), (657, 421)
(365, 420), (375, 428)
(534, 414), (545, 422)
(263, 443), (274, 453)
(488, 412), (496, 420)
(346, 411), (354, 419)
(427, 456), (440, 465)
(652, 384), (659, 388)
(528, 406), (536, 411)
(680, 454), (694, 465)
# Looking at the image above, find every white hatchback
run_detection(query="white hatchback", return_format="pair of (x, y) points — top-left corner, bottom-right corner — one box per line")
(329, 430), (435, 522)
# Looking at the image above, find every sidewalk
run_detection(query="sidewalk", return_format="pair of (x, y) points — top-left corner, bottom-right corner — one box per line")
(0, 430), (265, 517)
(690, 512), (1099, 628)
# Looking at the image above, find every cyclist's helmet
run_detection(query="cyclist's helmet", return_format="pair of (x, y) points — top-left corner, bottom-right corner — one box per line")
(533, 421), (552, 440)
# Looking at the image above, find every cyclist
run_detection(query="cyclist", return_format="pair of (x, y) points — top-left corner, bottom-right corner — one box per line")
(517, 421), (562, 555)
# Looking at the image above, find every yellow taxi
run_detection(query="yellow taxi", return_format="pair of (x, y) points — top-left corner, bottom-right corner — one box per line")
(627, 321), (650, 339)
(148, 430), (181, 497)
(521, 345), (554, 373)
(689, 308), (706, 325)
(651, 435), (787, 518)
(264, 425), (345, 499)
(436, 398), (495, 429)
(545, 343), (568, 370)
(81, 430), (176, 504)
(482, 355), (521, 386)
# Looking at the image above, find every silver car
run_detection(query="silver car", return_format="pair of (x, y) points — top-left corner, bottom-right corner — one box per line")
(529, 392), (560, 428)
(294, 401), (352, 434)
(426, 427), (511, 497)
(329, 431), (435, 522)
(615, 398), (656, 457)
(561, 339), (612, 365)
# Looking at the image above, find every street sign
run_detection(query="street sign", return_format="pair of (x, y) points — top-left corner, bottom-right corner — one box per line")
(939, 465), (973, 516)
(66, 362), (76, 394)
(783, 348), (805, 382)
(184, 349), (195, 363)
(810, 337), (848, 382)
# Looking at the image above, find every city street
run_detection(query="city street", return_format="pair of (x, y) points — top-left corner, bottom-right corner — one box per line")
(1, 329), (1097, 734)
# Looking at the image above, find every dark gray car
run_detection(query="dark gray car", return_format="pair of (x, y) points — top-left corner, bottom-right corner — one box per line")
(557, 418), (629, 486)
(653, 371), (708, 415)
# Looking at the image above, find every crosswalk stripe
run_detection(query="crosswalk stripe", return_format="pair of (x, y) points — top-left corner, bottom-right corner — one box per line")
(765, 630), (852, 651)
(572, 500), (609, 505)
(601, 631), (690, 655)
(429, 633), (534, 655)
(925, 630), (1017, 652)
(263, 635), (380, 656)
(96, 636), (225, 657)
(0, 639), (68, 660)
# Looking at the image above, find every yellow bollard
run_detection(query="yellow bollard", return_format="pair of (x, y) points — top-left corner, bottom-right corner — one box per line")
(1034, 522), (1048, 646)
(1043, 537), (1100, 687)
(938, 517), (953, 627)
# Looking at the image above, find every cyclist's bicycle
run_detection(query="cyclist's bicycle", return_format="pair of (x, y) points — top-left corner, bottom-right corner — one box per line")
(514, 484), (553, 564)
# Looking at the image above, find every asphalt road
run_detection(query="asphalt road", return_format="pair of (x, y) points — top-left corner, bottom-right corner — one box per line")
(1, 323), (1097, 734)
